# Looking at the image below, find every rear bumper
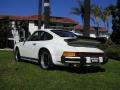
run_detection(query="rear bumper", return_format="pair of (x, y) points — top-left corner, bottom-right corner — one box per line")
(61, 56), (108, 66)
(61, 56), (86, 66)
(101, 55), (108, 65)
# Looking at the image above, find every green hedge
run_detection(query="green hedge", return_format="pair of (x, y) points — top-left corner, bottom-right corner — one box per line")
(104, 45), (120, 60)
(98, 39), (120, 60)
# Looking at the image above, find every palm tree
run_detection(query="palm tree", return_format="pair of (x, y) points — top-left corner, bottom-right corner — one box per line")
(91, 5), (102, 36)
(83, 0), (90, 37)
(118, 0), (120, 9)
(71, 0), (90, 37)
(101, 5), (114, 32)
(101, 10), (109, 28)
(110, 0), (120, 44)
(71, 0), (84, 23)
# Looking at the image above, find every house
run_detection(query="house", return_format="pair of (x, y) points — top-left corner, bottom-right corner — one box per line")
(27, 15), (78, 34)
(74, 25), (109, 38)
(0, 15), (77, 33)
(0, 15), (108, 48)
(0, 15), (78, 48)
(0, 15), (108, 37)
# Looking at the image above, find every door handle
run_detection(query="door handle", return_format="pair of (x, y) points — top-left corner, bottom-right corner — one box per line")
(32, 43), (36, 46)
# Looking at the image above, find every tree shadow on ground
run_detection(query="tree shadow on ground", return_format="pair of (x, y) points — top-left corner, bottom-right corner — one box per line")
(20, 60), (105, 74)
(53, 66), (105, 74)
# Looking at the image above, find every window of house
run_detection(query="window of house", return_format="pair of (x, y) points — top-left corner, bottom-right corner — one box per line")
(34, 21), (38, 26)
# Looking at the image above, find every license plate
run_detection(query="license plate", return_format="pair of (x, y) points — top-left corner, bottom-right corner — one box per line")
(91, 57), (99, 63)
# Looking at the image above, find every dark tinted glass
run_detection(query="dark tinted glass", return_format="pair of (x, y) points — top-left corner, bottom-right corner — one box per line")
(28, 31), (44, 41)
(41, 32), (53, 40)
(27, 31), (53, 41)
(52, 30), (75, 37)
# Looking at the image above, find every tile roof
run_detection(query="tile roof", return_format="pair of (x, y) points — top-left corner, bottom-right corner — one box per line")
(75, 25), (107, 32)
(0, 15), (78, 24)
(75, 25), (95, 31)
(0, 15), (107, 32)
(0, 15), (28, 20)
(99, 27), (108, 32)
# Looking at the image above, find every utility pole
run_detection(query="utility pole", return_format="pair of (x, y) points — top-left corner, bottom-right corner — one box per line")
(44, 0), (50, 28)
(38, 0), (42, 29)
(83, 0), (90, 37)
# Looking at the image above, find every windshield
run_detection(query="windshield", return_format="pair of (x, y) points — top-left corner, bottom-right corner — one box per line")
(51, 30), (76, 37)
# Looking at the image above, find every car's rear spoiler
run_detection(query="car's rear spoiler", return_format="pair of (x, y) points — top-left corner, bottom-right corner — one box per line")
(64, 36), (106, 47)
(67, 36), (106, 43)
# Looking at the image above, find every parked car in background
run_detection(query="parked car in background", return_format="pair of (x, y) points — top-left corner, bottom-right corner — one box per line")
(14, 29), (108, 69)
(71, 30), (82, 36)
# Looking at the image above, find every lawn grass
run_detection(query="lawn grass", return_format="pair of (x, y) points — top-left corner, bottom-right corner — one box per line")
(0, 50), (120, 90)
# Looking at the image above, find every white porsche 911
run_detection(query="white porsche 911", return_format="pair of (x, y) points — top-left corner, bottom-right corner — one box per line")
(14, 29), (108, 69)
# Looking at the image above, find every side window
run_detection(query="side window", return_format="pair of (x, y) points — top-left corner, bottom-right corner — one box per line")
(28, 31), (44, 41)
(27, 31), (53, 41)
(41, 32), (53, 40)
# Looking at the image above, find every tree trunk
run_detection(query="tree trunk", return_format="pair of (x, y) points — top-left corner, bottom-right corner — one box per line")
(38, 0), (42, 29)
(83, 0), (90, 37)
(96, 21), (99, 37)
(117, 0), (120, 9)
(44, 0), (50, 28)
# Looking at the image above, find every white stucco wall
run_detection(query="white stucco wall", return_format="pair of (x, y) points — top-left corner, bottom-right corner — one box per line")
(99, 34), (109, 39)
(29, 21), (38, 34)
(90, 34), (96, 38)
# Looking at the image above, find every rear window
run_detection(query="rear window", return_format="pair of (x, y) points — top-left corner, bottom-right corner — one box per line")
(51, 30), (76, 37)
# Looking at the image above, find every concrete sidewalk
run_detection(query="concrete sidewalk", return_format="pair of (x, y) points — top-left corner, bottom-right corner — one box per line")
(0, 48), (13, 51)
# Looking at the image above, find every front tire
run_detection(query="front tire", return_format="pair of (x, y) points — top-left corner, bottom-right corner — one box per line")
(39, 49), (53, 70)
(15, 48), (21, 61)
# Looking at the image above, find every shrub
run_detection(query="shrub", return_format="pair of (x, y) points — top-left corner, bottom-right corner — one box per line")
(104, 38), (115, 47)
(104, 45), (120, 60)
(98, 39), (120, 60)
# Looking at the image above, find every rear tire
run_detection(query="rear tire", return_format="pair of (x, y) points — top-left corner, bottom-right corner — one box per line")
(39, 49), (53, 70)
(15, 48), (21, 61)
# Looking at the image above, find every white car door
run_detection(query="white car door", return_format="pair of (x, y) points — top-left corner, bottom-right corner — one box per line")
(20, 31), (53, 60)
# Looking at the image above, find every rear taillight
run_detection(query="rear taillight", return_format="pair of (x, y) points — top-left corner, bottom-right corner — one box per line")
(63, 52), (76, 57)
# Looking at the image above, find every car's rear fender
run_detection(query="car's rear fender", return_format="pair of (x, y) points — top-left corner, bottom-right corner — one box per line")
(38, 46), (64, 66)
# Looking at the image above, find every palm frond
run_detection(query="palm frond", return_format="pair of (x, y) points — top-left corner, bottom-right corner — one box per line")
(70, 0), (84, 16)
(90, 16), (95, 24)
(70, 7), (81, 15)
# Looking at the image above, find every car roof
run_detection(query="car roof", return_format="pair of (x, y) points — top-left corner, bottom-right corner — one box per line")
(34, 29), (77, 39)
(38, 28), (52, 31)
(37, 28), (67, 31)
(37, 29), (73, 32)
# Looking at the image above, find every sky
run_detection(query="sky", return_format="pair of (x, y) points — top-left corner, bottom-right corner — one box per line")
(0, 0), (117, 32)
